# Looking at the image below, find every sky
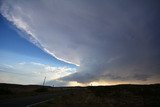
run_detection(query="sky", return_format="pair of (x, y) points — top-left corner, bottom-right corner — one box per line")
(0, 0), (160, 86)
(0, 15), (77, 85)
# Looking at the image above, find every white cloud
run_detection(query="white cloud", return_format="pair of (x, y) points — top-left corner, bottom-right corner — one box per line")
(29, 62), (76, 80)
(43, 48), (80, 66)
(45, 66), (76, 72)
(18, 62), (26, 65)
(30, 62), (45, 67)
(0, 61), (77, 85)
(30, 62), (76, 74)
(3, 64), (13, 68)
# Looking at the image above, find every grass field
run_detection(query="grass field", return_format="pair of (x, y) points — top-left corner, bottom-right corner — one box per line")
(0, 83), (160, 107)
(0, 83), (61, 100)
(33, 84), (160, 107)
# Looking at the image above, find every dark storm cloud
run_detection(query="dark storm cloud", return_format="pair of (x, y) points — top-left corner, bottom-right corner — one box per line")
(1, 0), (160, 85)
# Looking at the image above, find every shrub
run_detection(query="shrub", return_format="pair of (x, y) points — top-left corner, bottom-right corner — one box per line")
(34, 87), (48, 93)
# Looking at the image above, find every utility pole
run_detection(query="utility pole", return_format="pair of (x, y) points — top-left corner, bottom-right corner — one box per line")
(43, 76), (46, 86)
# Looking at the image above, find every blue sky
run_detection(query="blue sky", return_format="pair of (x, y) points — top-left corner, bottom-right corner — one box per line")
(0, 15), (77, 85)
(0, 0), (160, 86)
(0, 15), (77, 67)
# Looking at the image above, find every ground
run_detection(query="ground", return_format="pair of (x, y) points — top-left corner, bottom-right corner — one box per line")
(0, 83), (160, 107)
(33, 84), (160, 107)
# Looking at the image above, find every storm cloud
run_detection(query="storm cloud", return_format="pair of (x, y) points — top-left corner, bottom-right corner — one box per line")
(1, 0), (160, 86)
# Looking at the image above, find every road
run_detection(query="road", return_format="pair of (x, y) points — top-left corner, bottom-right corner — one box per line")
(0, 93), (57, 107)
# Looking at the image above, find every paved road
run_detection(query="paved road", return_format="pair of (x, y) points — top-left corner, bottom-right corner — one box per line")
(0, 93), (56, 107)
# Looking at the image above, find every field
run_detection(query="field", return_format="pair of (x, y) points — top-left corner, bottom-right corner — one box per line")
(0, 83), (160, 107)
(0, 83), (62, 100)
(33, 84), (160, 107)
